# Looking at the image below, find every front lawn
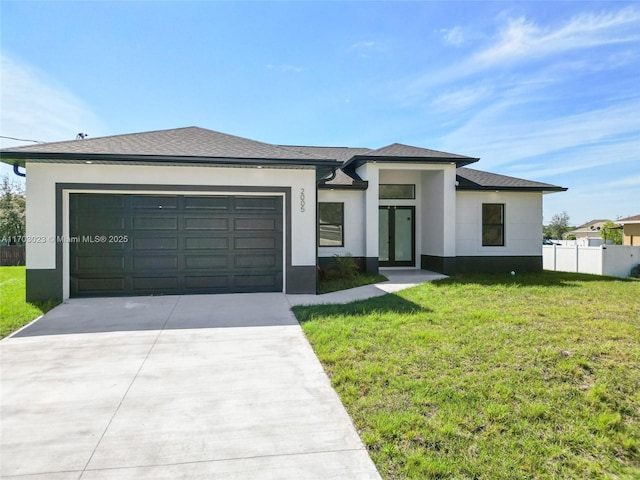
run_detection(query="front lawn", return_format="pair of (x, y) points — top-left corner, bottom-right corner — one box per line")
(293, 272), (640, 479)
(0, 266), (58, 338)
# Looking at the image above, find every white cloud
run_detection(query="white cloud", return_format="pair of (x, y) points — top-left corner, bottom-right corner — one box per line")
(350, 40), (376, 50)
(440, 100), (640, 169)
(430, 84), (493, 112)
(0, 53), (103, 149)
(349, 40), (385, 58)
(404, 6), (640, 99)
(265, 63), (303, 73)
(473, 8), (640, 67)
(441, 26), (465, 47)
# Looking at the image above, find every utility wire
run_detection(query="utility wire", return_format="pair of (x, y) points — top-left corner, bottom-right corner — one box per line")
(0, 135), (47, 144)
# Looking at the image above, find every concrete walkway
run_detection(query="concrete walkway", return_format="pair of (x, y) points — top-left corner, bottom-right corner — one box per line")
(1, 270), (443, 479)
(287, 268), (448, 306)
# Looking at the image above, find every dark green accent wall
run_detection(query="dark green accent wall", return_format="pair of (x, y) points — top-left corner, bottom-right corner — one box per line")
(456, 256), (542, 273)
(364, 257), (379, 274)
(421, 256), (457, 275)
(26, 269), (62, 302)
(286, 266), (317, 294)
(422, 255), (542, 274)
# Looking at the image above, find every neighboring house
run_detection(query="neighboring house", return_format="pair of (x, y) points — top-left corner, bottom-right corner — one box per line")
(616, 214), (640, 246)
(0, 127), (566, 301)
(564, 219), (611, 246)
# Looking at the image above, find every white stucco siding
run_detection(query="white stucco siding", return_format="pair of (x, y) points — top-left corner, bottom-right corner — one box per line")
(317, 189), (366, 257)
(25, 162), (317, 270)
(456, 191), (543, 256)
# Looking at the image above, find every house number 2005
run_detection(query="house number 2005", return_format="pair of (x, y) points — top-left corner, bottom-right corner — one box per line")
(300, 188), (306, 212)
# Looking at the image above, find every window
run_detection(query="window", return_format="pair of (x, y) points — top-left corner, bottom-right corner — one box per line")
(319, 202), (344, 246)
(379, 184), (415, 200)
(482, 203), (505, 246)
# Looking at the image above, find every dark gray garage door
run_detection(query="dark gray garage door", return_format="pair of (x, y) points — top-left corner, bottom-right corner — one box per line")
(69, 193), (283, 297)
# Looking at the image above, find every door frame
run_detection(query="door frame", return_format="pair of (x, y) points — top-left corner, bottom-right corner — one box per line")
(379, 205), (416, 267)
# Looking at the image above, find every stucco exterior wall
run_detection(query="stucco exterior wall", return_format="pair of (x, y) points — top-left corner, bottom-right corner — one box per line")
(456, 191), (543, 256)
(623, 223), (640, 246)
(317, 189), (366, 257)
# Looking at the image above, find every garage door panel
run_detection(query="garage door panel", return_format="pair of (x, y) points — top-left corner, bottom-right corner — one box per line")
(76, 242), (126, 253)
(133, 237), (178, 250)
(184, 237), (229, 250)
(132, 256), (179, 270)
(234, 217), (278, 231)
(76, 256), (125, 272)
(234, 196), (280, 211)
(234, 254), (277, 269)
(184, 275), (229, 290)
(75, 278), (126, 294)
(132, 276), (179, 291)
(132, 196), (178, 209)
(184, 217), (229, 230)
(77, 215), (126, 231)
(185, 256), (228, 269)
(70, 193), (283, 297)
(75, 194), (126, 210)
(234, 236), (277, 250)
(234, 273), (281, 288)
(133, 216), (178, 230)
(184, 196), (230, 210)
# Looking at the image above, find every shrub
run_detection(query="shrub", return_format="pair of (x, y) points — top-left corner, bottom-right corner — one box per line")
(630, 264), (640, 278)
(324, 254), (360, 281)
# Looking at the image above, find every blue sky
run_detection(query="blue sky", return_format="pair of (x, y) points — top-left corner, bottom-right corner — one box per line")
(1, 0), (638, 226)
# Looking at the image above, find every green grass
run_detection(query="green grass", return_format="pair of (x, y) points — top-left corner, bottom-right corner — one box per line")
(318, 273), (388, 294)
(293, 271), (640, 479)
(0, 266), (59, 338)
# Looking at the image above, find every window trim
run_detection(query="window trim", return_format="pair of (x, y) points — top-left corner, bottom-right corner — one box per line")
(318, 202), (344, 247)
(379, 184), (416, 200)
(482, 203), (505, 247)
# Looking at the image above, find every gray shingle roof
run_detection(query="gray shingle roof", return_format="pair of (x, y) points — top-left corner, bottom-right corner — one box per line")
(279, 145), (371, 162)
(616, 214), (640, 223)
(456, 167), (567, 191)
(343, 142), (479, 169)
(367, 143), (477, 160)
(0, 126), (567, 192)
(0, 127), (334, 163)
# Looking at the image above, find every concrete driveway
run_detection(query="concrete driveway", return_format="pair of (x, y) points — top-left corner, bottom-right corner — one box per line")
(0, 293), (381, 479)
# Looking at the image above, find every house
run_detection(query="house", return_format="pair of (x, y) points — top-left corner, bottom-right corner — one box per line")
(616, 214), (640, 246)
(564, 219), (612, 246)
(0, 127), (566, 301)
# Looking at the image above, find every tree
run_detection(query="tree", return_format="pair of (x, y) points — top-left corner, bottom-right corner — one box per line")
(0, 175), (26, 244)
(545, 211), (571, 240)
(600, 220), (622, 245)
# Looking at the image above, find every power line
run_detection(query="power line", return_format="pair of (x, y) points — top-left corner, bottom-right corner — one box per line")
(0, 135), (47, 144)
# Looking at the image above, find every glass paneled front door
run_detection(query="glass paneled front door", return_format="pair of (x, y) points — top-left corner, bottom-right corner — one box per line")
(379, 206), (415, 267)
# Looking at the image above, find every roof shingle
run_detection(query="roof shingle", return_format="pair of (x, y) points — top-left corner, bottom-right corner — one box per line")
(456, 167), (567, 192)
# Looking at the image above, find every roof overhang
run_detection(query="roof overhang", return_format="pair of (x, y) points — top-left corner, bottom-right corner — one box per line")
(0, 151), (342, 169)
(318, 181), (369, 191)
(456, 185), (568, 193)
(344, 155), (479, 170)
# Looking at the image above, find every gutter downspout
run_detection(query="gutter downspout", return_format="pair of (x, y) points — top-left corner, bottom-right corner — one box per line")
(13, 164), (26, 177)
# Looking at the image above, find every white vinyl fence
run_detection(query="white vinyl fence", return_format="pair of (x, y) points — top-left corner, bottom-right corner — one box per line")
(543, 245), (640, 277)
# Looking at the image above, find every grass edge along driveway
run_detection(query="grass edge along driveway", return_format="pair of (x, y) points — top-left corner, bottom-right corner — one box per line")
(0, 266), (58, 338)
(293, 272), (640, 480)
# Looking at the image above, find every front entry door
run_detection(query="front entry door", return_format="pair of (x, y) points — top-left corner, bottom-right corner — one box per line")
(379, 206), (415, 267)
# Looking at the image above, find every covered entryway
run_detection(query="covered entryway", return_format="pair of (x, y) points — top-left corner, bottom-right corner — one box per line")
(69, 193), (283, 296)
